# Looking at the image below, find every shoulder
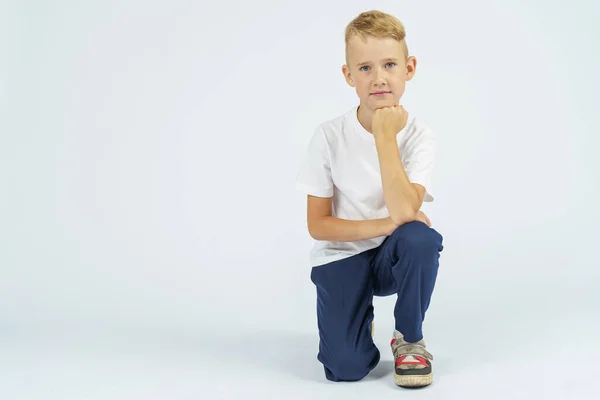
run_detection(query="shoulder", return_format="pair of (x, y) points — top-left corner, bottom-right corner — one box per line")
(315, 107), (355, 140)
(403, 115), (436, 149)
(303, 110), (348, 156)
(408, 115), (435, 138)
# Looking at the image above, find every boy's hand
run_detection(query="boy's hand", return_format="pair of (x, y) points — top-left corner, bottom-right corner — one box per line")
(372, 105), (408, 140)
(384, 211), (431, 236)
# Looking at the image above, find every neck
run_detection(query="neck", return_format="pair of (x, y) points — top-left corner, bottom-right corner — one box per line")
(356, 105), (374, 134)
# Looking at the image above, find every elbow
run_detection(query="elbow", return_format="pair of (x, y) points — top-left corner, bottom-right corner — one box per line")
(309, 230), (326, 241)
(308, 228), (321, 240)
(307, 220), (323, 240)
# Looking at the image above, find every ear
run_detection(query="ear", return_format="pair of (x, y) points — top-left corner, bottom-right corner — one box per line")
(342, 64), (355, 87)
(405, 56), (417, 81)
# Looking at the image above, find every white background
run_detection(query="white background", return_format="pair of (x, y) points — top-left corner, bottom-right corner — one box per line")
(1, 0), (599, 399)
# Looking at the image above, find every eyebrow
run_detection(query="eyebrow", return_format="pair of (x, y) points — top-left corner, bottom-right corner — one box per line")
(356, 58), (401, 67)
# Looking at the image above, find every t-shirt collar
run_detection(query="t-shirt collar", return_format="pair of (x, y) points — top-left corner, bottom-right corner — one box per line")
(348, 105), (412, 143)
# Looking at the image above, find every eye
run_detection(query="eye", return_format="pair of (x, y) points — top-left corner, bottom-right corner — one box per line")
(386, 62), (396, 68)
(359, 65), (370, 72)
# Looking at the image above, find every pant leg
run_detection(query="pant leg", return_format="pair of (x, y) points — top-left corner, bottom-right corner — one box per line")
(310, 251), (380, 382)
(369, 221), (444, 343)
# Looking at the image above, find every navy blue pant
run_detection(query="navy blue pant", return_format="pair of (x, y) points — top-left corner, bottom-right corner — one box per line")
(310, 221), (444, 382)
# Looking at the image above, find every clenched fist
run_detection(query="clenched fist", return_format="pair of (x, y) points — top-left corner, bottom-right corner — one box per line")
(371, 105), (408, 140)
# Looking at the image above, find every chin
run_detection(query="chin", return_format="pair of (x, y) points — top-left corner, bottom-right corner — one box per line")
(370, 99), (396, 109)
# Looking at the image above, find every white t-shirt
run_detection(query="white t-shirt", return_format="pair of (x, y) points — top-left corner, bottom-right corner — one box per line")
(296, 105), (436, 267)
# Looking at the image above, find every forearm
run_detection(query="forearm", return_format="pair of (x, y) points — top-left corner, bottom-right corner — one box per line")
(375, 136), (420, 225)
(309, 216), (393, 242)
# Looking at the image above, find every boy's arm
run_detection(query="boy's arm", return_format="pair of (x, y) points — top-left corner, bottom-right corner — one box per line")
(307, 195), (398, 242)
(374, 135), (425, 225)
(372, 106), (425, 225)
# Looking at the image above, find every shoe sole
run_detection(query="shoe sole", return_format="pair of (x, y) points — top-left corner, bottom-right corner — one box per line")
(394, 372), (433, 388)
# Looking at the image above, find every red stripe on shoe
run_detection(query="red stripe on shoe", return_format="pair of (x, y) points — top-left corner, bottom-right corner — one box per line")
(395, 355), (429, 367)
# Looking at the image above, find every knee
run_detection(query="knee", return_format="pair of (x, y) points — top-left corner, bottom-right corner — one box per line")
(390, 221), (443, 253)
(322, 347), (379, 382)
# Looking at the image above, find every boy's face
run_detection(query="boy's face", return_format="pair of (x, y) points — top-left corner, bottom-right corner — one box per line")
(342, 35), (416, 112)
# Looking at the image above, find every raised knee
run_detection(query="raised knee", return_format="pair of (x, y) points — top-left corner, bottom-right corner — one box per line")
(390, 221), (443, 251)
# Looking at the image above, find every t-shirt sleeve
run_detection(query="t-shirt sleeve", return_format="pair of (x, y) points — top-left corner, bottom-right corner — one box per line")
(404, 126), (436, 202)
(296, 126), (334, 198)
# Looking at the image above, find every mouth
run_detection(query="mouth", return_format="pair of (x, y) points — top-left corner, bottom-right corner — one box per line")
(370, 91), (391, 96)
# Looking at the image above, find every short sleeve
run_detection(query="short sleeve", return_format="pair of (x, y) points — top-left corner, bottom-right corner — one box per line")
(296, 126), (334, 198)
(404, 126), (436, 202)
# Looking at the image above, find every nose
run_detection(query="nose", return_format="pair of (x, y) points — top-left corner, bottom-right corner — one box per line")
(372, 67), (387, 86)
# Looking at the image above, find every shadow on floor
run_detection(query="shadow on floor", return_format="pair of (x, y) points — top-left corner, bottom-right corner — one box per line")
(197, 329), (397, 383)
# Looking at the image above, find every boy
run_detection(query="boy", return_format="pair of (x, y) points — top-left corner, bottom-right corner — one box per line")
(295, 10), (444, 388)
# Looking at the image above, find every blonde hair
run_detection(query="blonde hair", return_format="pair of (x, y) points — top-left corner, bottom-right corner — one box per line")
(344, 10), (409, 63)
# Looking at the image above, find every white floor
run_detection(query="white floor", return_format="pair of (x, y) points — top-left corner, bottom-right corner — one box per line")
(2, 301), (599, 400)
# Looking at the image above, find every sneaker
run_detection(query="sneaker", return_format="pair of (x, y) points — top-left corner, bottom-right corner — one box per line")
(391, 331), (434, 388)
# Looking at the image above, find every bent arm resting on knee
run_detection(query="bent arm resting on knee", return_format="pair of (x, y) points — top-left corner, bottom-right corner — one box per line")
(306, 194), (428, 242)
